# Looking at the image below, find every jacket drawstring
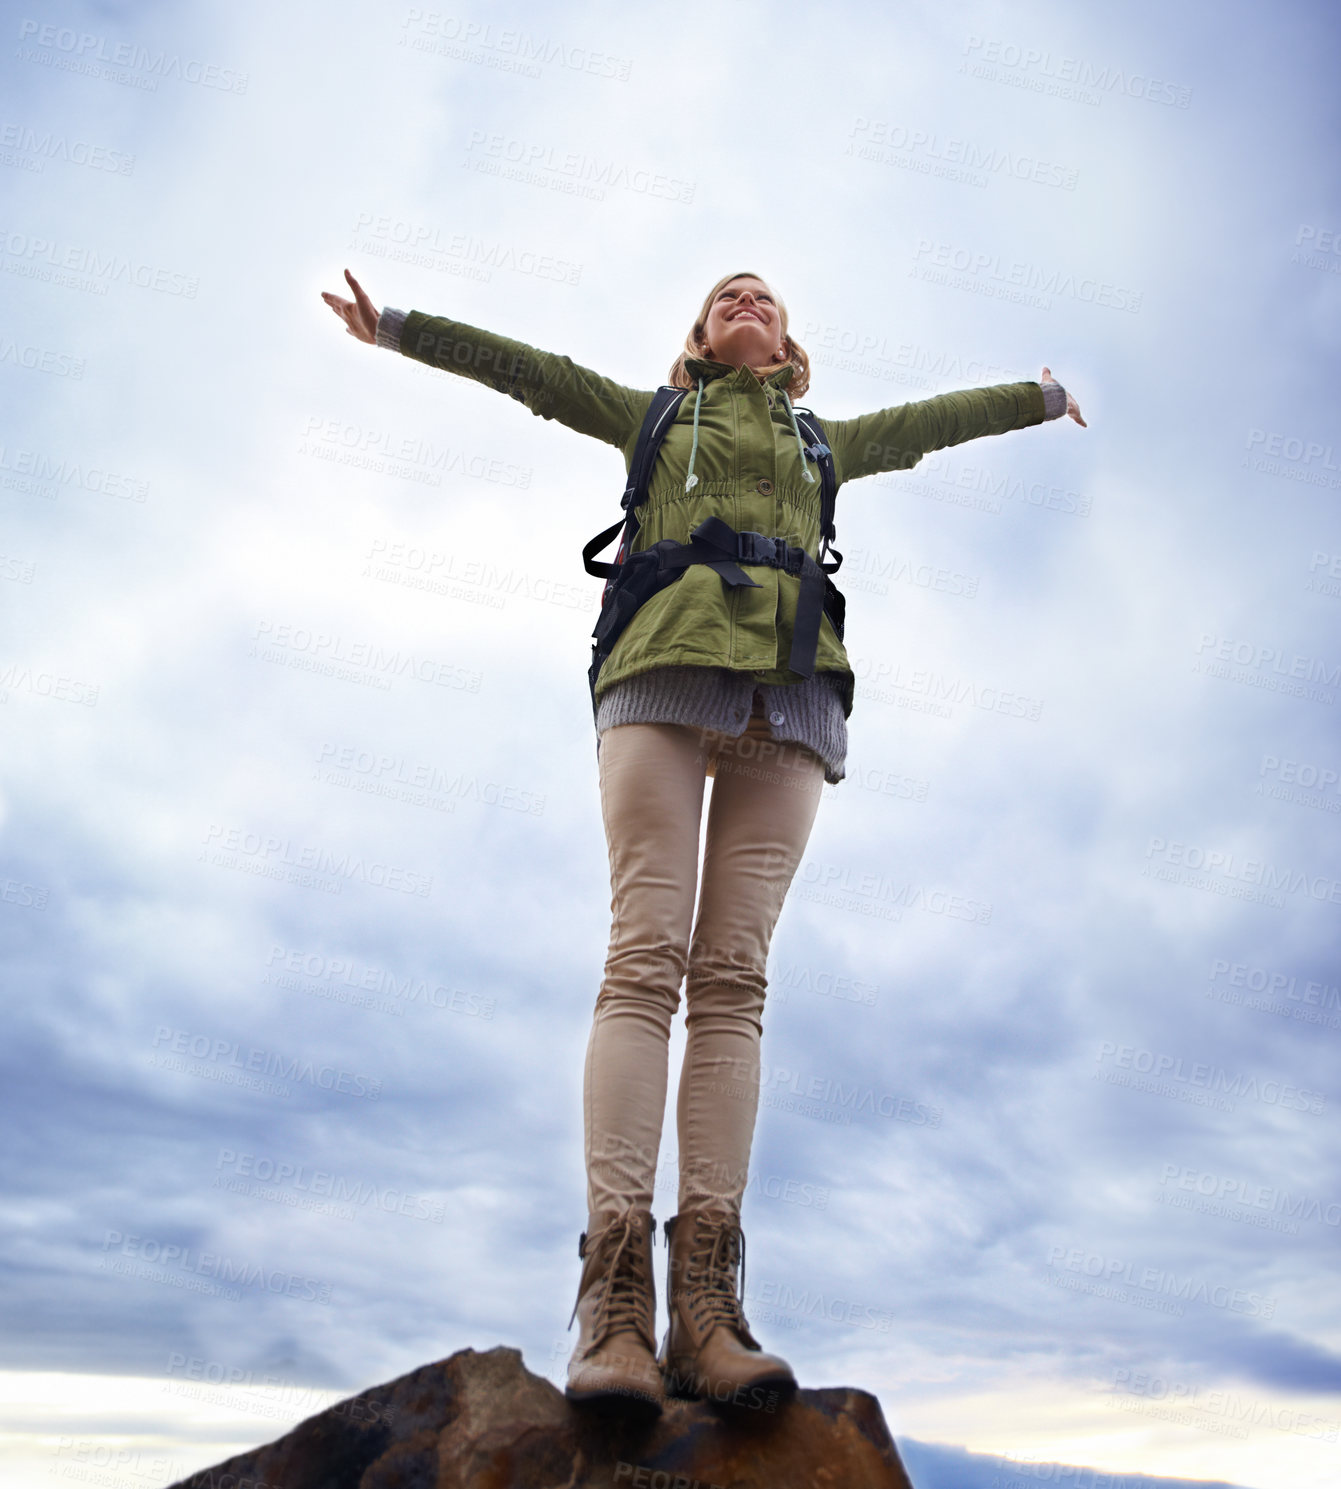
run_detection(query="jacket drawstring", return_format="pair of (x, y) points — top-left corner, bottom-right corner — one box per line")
(779, 388), (816, 483)
(685, 376), (814, 491)
(683, 376), (705, 492)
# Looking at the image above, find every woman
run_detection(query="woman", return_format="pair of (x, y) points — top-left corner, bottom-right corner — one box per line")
(323, 268), (1085, 1415)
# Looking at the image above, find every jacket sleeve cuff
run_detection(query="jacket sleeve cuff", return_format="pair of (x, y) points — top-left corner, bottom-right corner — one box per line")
(1041, 380), (1068, 421)
(375, 306), (407, 352)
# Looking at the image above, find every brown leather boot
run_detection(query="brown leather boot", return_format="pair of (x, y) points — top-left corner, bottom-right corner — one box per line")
(565, 1207), (665, 1413)
(658, 1207), (796, 1410)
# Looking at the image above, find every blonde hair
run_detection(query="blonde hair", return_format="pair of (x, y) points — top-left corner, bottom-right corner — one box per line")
(668, 270), (811, 399)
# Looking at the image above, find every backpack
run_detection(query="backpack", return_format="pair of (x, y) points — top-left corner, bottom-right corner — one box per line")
(581, 385), (846, 716)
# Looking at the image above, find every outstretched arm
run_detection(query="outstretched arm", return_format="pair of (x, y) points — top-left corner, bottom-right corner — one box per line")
(821, 368), (1085, 484)
(321, 270), (653, 451)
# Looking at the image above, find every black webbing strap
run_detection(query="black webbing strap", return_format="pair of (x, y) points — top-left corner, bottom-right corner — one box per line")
(684, 518), (830, 679)
(583, 386), (688, 597)
(792, 407), (842, 577)
(593, 516), (830, 680)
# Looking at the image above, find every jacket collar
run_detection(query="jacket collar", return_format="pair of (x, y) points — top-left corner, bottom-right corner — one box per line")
(684, 355), (796, 391)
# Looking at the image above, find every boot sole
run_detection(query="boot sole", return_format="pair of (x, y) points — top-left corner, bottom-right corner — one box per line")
(564, 1382), (664, 1418)
(659, 1356), (797, 1411)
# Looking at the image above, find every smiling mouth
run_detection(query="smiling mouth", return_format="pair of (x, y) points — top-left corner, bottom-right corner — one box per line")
(728, 310), (763, 322)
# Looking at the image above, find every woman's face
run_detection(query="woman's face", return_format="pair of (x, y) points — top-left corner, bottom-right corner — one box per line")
(700, 276), (786, 371)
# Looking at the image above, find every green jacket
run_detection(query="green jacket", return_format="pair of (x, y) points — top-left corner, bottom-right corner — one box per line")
(398, 310), (1048, 711)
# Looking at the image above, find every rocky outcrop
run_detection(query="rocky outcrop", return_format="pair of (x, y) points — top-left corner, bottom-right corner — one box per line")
(167, 1344), (916, 1488)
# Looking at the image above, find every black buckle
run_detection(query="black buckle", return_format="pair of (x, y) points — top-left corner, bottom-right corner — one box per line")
(737, 530), (785, 567)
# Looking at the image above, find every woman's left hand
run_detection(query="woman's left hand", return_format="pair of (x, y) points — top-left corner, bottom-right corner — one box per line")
(1041, 366), (1087, 427)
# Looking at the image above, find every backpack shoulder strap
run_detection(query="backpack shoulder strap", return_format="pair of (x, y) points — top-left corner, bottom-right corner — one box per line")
(791, 407), (841, 574)
(583, 385), (688, 579)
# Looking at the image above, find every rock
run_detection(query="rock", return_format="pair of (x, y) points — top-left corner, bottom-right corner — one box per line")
(167, 1344), (916, 1488)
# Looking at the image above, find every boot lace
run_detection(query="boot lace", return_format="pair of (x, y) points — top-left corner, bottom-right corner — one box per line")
(568, 1211), (656, 1352)
(683, 1213), (758, 1344)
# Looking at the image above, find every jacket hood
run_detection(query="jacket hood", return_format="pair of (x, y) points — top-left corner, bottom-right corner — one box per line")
(684, 354), (796, 390)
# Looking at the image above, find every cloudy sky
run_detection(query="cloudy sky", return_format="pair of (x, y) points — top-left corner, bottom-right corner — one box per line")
(3, 2), (1339, 1486)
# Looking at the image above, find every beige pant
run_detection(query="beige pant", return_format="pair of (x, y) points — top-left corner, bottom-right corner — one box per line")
(584, 694), (825, 1218)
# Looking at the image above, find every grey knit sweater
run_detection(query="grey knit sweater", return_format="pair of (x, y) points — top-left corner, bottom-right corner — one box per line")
(375, 307), (1067, 784)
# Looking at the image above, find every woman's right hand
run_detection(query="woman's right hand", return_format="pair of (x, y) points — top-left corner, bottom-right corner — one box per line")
(321, 268), (380, 344)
